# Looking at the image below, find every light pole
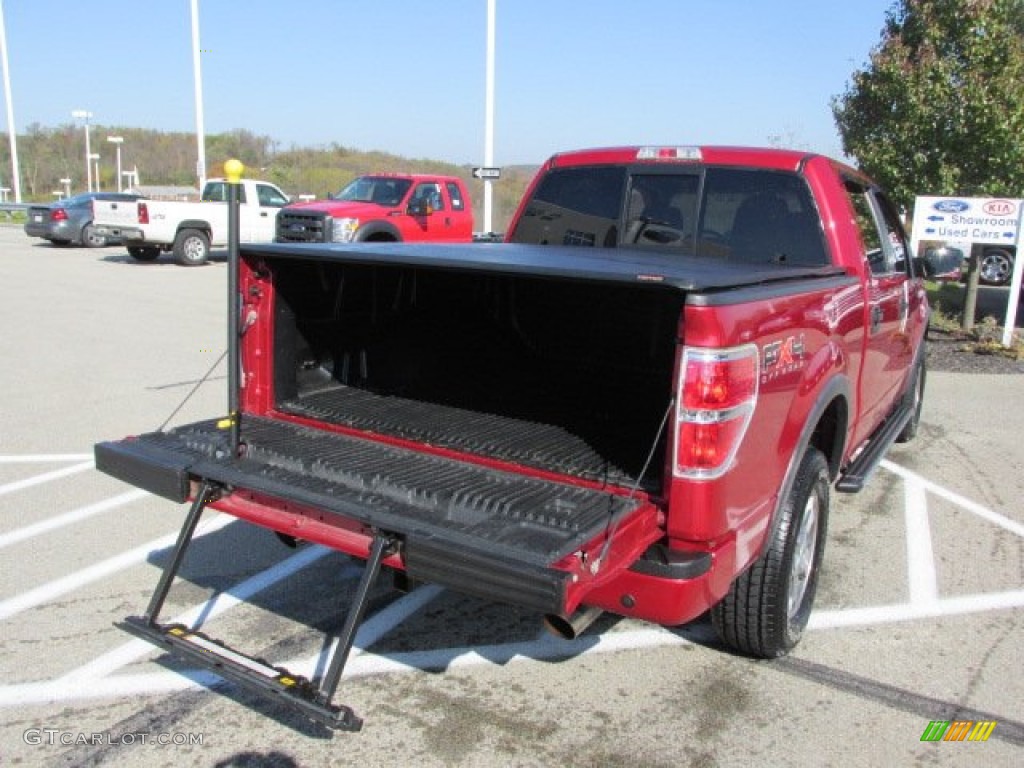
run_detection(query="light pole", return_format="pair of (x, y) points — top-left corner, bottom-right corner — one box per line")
(483, 0), (496, 234)
(72, 109), (93, 192)
(107, 136), (124, 192)
(0, 0), (23, 203)
(190, 0), (207, 191)
(89, 153), (100, 191)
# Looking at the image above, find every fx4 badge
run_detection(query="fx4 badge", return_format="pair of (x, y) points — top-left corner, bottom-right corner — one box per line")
(762, 335), (806, 383)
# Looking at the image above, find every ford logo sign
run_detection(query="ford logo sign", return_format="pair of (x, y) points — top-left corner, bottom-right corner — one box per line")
(933, 199), (970, 213)
(289, 223), (306, 232)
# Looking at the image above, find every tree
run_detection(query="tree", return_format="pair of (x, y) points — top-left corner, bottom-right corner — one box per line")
(832, 0), (1024, 206)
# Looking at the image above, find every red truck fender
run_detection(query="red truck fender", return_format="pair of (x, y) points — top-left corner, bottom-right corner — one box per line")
(354, 220), (402, 241)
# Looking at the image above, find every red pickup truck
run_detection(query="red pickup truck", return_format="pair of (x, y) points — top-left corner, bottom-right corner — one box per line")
(275, 173), (474, 244)
(96, 146), (956, 729)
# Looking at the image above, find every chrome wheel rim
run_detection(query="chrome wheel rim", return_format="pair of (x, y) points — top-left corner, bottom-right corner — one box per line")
(184, 238), (204, 261)
(788, 492), (819, 619)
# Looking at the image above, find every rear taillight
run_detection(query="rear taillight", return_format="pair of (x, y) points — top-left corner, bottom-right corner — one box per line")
(50, 208), (68, 222)
(674, 344), (759, 479)
(138, 202), (149, 224)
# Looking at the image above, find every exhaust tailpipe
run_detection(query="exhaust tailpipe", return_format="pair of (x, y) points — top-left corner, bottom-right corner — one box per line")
(543, 606), (604, 640)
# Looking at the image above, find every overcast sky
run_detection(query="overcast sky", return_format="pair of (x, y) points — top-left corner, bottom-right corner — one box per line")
(1, 0), (895, 166)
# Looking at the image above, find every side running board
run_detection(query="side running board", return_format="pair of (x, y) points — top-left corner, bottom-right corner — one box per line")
(118, 481), (394, 731)
(836, 401), (912, 493)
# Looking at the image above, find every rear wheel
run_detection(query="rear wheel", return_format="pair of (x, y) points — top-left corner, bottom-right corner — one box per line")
(172, 228), (210, 266)
(127, 246), (161, 262)
(712, 447), (830, 657)
(81, 224), (107, 248)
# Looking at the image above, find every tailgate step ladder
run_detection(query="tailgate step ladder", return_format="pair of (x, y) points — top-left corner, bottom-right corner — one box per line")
(118, 481), (394, 731)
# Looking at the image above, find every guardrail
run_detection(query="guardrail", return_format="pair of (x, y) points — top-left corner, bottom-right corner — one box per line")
(0, 202), (30, 219)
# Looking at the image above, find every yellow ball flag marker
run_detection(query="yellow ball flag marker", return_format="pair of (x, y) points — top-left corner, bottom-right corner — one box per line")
(224, 158), (244, 183)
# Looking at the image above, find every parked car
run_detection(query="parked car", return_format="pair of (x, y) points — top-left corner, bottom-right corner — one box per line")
(24, 192), (144, 248)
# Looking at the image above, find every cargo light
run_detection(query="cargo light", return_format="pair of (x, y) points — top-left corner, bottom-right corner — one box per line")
(674, 344), (758, 479)
(636, 146), (702, 161)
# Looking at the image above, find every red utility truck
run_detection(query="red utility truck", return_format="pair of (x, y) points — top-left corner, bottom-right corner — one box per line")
(96, 146), (957, 730)
(275, 173), (474, 244)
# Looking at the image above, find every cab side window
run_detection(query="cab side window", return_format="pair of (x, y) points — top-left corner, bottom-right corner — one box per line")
(412, 183), (444, 211)
(257, 184), (289, 207)
(872, 191), (910, 275)
(446, 182), (465, 211)
(844, 179), (888, 275)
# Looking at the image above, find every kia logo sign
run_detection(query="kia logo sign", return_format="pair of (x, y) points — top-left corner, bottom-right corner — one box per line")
(933, 199), (969, 213)
(982, 199), (1016, 216)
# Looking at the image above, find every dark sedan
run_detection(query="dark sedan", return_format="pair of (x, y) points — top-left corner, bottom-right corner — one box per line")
(24, 192), (143, 247)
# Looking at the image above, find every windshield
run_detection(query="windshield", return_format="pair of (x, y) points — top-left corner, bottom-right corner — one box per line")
(335, 177), (412, 206)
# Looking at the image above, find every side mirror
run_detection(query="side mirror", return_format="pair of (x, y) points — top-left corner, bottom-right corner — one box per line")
(918, 245), (964, 278)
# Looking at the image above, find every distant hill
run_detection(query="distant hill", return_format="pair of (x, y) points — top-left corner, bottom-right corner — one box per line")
(1, 124), (537, 233)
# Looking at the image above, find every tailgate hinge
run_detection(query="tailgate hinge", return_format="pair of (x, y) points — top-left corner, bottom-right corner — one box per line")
(118, 480), (396, 731)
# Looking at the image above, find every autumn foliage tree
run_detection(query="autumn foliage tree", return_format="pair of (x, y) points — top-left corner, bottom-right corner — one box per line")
(832, 0), (1024, 207)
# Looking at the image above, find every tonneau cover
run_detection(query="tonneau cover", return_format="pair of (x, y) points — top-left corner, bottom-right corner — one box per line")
(245, 242), (846, 293)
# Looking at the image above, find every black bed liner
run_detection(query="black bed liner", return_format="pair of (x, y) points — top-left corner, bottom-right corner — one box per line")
(279, 386), (640, 488)
(96, 415), (646, 613)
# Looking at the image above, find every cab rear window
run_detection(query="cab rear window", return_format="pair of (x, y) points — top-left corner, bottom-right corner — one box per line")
(509, 165), (828, 267)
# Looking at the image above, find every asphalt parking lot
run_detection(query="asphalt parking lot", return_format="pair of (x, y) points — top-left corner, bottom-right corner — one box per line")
(1, 226), (1022, 767)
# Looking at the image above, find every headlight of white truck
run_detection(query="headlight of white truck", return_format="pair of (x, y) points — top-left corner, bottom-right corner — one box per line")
(331, 217), (360, 243)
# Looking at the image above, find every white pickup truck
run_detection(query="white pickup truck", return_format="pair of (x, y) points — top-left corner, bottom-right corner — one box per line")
(92, 178), (290, 265)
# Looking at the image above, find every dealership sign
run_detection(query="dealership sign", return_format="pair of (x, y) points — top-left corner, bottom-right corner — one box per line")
(910, 195), (1023, 347)
(910, 196), (1021, 252)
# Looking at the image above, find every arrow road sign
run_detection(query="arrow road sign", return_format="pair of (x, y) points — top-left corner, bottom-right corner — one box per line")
(472, 167), (501, 180)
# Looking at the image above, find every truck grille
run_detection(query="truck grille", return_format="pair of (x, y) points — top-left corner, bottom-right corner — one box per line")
(276, 210), (329, 242)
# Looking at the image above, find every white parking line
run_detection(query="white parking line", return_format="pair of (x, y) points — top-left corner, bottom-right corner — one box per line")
(0, 489), (149, 551)
(0, 454), (94, 463)
(0, 461), (93, 497)
(809, 588), (1024, 629)
(10, 585), (1024, 709)
(0, 457), (1020, 712)
(61, 544), (339, 683)
(0, 514), (234, 622)
(902, 475), (938, 606)
(882, 459), (1024, 538)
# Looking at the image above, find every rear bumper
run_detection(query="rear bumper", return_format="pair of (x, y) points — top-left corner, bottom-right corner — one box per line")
(95, 416), (657, 617)
(93, 225), (144, 242)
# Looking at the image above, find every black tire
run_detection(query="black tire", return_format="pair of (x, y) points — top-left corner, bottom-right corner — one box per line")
(127, 246), (161, 262)
(172, 228), (210, 266)
(896, 357), (925, 443)
(978, 248), (1013, 286)
(81, 224), (107, 248)
(712, 447), (830, 658)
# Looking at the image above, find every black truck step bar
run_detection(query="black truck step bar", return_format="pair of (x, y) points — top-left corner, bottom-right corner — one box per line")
(836, 400), (913, 493)
(119, 481), (393, 730)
